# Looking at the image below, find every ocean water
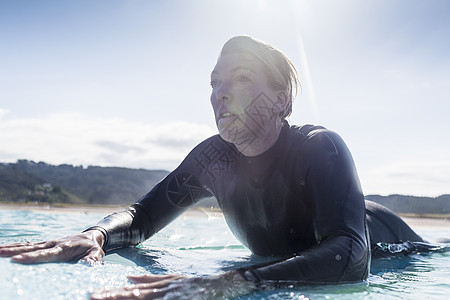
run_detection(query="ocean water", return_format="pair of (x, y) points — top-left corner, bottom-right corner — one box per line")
(0, 209), (449, 300)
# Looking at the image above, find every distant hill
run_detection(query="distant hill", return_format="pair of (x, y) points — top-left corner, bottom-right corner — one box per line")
(1, 160), (169, 205)
(1, 160), (449, 215)
(366, 194), (450, 216)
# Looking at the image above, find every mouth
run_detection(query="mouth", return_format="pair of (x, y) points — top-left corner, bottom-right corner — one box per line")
(218, 111), (236, 120)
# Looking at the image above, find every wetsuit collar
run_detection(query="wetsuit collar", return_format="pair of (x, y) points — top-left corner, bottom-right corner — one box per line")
(246, 120), (289, 160)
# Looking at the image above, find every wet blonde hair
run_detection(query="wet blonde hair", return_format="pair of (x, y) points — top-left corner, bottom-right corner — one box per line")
(218, 36), (300, 119)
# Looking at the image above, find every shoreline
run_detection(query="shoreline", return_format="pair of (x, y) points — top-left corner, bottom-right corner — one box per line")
(1, 202), (448, 227)
(0, 202), (224, 218)
(0, 202), (127, 214)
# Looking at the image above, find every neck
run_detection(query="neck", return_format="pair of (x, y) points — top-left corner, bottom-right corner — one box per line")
(236, 118), (284, 157)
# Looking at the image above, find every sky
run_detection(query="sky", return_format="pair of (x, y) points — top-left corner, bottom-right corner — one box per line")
(1, 0), (449, 197)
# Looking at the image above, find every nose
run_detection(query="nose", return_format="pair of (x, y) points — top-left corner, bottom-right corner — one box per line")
(216, 81), (231, 103)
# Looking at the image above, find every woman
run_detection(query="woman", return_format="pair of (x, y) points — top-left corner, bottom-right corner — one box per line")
(0, 36), (425, 299)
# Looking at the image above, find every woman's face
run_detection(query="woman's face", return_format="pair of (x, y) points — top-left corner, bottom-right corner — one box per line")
(210, 53), (281, 149)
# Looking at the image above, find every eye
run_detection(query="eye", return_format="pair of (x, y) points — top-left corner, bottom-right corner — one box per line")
(236, 75), (251, 83)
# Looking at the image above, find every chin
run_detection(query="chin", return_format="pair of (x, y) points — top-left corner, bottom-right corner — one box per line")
(218, 130), (233, 143)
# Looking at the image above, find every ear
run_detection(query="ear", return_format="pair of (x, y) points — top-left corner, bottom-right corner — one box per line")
(272, 91), (288, 115)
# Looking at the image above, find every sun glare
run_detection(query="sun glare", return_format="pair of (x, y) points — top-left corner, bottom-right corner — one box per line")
(288, 0), (320, 124)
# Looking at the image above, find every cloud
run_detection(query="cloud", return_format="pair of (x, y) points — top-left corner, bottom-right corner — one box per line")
(0, 108), (9, 119)
(1, 110), (447, 197)
(361, 160), (450, 197)
(0, 112), (216, 170)
(95, 140), (146, 155)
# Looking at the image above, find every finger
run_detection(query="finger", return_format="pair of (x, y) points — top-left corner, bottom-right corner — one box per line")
(90, 283), (176, 300)
(0, 241), (55, 257)
(0, 241), (47, 249)
(90, 288), (142, 300)
(11, 245), (65, 264)
(128, 274), (183, 284)
(102, 279), (182, 294)
(132, 279), (183, 290)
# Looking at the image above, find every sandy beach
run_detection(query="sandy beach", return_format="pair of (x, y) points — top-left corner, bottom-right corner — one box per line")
(402, 216), (449, 228)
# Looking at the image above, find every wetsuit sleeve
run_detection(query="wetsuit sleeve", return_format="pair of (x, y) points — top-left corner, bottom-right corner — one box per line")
(84, 138), (216, 252)
(239, 130), (370, 284)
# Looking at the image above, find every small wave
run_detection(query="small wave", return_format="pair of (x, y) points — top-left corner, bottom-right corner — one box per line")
(177, 245), (246, 251)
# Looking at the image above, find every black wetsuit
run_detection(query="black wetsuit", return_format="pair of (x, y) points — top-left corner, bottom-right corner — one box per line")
(86, 122), (424, 284)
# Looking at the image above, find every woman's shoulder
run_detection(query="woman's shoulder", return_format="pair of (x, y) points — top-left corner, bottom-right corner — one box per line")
(286, 123), (348, 155)
(289, 124), (331, 138)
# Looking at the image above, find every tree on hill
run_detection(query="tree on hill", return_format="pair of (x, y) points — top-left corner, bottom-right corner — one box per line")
(366, 194), (450, 216)
(2, 160), (169, 205)
(0, 164), (81, 204)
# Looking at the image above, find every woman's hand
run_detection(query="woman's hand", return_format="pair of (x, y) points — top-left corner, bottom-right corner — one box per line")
(0, 230), (105, 264)
(90, 271), (256, 300)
